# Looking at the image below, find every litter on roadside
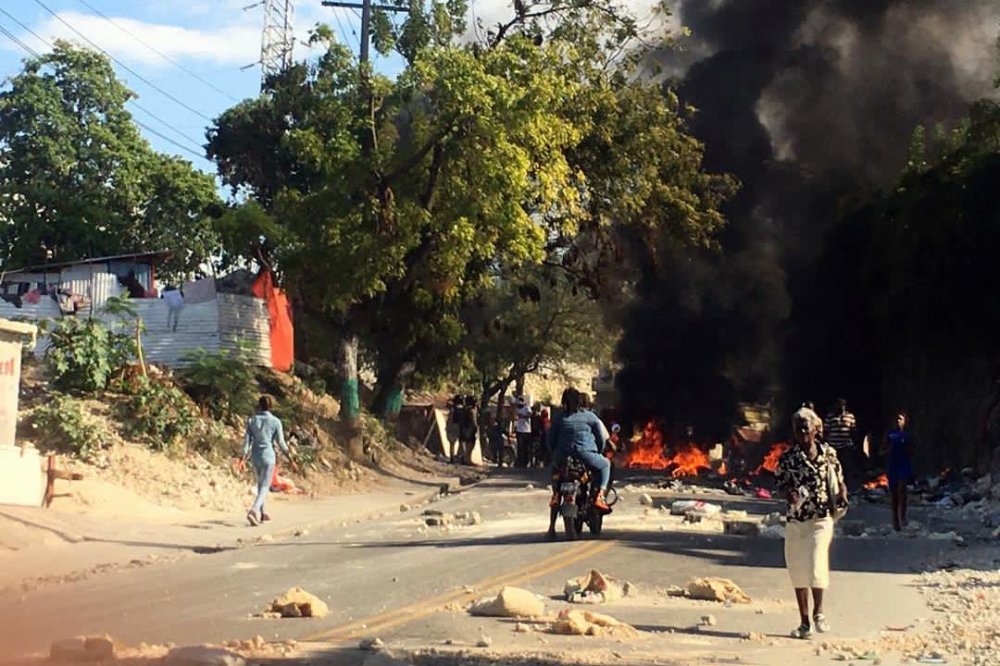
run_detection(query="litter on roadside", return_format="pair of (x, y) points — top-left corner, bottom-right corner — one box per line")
(563, 569), (636, 604)
(670, 500), (722, 516)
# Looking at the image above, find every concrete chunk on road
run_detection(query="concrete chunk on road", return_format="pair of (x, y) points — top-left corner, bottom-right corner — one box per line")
(269, 587), (330, 618)
(163, 646), (245, 666)
(686, 577), (752, 604)
(469, 586), (546, 618)
(50, 636), (116, 662)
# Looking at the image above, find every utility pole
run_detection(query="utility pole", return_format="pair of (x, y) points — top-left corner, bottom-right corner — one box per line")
(321, 0), (409, 68)
(260, 0), (295, 89)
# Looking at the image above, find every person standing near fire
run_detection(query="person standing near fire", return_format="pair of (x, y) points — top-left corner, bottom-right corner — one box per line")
(882, 410), (914, 531)
(240, 395), (295, 527)
(824, 399), (857, 484)
(776, 407), (848, 639)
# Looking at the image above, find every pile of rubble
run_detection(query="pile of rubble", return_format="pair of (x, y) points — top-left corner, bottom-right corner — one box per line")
(819, 551), (1000, 666)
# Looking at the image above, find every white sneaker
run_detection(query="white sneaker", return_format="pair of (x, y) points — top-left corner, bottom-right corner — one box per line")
(791, 623), (813, 639)
(813, 614), (830, 633)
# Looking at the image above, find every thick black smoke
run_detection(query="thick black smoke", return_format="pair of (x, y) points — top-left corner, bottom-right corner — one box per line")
(617, 0), (998, 438)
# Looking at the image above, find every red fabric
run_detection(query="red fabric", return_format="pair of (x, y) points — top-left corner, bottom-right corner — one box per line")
(251, 270), (294, 372)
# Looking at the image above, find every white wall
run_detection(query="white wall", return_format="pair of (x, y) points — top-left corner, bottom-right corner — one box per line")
(1, 293), (272, 369)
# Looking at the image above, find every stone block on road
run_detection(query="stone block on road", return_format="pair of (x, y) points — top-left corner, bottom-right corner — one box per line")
(270, 587), (329, 618)
(163, 646), (245, 666)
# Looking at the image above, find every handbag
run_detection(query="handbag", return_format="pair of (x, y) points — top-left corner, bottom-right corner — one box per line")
(824, 446), (849, 520)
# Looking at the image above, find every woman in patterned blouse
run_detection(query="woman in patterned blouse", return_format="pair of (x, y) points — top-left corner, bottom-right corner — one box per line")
(775, 407), (848, 639)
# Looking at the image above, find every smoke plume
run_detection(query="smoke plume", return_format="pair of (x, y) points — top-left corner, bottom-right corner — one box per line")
(617, 0), (998, 436)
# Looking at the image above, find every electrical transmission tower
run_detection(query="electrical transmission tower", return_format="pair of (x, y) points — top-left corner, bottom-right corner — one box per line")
(259, 0), (295, 88)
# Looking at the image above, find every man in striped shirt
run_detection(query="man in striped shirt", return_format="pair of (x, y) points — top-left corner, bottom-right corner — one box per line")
(824, 399), (858, 484)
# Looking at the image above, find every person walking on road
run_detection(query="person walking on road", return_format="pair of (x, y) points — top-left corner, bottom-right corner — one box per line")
(776, 407), (848, 639)
(882, 410), (914, 531)
(241, 395), (294, 526)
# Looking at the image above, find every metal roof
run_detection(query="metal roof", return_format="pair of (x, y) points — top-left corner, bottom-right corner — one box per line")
(2, 250), (173, 275)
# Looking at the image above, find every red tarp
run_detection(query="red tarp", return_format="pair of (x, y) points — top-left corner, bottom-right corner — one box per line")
(251, 270), (294, 373)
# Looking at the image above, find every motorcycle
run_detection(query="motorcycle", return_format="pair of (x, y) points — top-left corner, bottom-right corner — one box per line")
(552, 446), (619, 539)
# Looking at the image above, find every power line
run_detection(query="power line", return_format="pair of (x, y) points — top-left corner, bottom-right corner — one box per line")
(74, 0), (241, 103)
(1, 8), (207, 157)
(330, 7), (359, 56)
(0, 6), (45, 51)
(133, 119), (208, 161)
(31, 0), (213, 121)
(0, 21), (40, 58)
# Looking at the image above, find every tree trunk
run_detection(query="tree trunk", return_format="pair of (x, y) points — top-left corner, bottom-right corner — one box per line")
(372, 360), (415, 421)
(514, 373), (526, 399)
(338, 333), (363, 458)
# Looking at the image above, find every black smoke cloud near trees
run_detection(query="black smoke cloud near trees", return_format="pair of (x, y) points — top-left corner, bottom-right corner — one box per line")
(617, 0), (999, 446)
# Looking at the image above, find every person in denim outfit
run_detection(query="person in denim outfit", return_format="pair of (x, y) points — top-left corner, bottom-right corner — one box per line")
(241, 395), (292, 526)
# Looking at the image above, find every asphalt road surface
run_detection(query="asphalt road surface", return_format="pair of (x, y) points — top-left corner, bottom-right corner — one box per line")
(0, 470), (960, 665)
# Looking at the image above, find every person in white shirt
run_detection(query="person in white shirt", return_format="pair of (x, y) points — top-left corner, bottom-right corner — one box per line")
(514, 397), (532, 467)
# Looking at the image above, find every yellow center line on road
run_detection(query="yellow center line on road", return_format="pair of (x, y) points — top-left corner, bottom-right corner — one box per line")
(303, 538), (616, 644)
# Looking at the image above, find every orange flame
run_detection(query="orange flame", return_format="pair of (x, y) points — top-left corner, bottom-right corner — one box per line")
(863, 473), (888, 490)
(717, 461), (728, 476)
(625, 421), (711, 478)
(752, 442), (790, 475)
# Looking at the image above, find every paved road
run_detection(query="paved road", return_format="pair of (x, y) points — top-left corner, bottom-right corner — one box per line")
(0, 470), (960, 664)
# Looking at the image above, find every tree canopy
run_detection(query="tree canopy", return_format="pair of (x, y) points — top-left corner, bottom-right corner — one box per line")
(207, 0), (733, 425)
(0, 42), (220, 279)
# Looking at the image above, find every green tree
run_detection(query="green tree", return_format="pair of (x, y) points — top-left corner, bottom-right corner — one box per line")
(207, 0), (732, 442)
(462, 267), (615, 417)
(0, 42), (220, 280)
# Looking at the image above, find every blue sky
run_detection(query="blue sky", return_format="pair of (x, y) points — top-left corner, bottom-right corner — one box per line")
(0, 0), (419, 178)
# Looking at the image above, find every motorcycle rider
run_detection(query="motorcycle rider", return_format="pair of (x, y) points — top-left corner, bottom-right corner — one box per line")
(546, 387), (616, 536)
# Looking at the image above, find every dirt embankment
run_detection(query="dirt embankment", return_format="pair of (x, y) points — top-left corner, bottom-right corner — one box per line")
(12, 361), (482, 524)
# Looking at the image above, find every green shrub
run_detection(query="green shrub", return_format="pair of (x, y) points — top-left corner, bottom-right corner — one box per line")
(30, 394), (105, 459)
(120, 376), (198, 451)
(42, 318), (125, 392)
(179, 343), (256, 420)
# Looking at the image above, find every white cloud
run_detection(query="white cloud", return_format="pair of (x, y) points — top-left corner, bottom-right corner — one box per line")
(26, 10), (261, 66)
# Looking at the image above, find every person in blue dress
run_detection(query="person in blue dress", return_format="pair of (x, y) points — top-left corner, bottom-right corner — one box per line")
(882, 410), (914, 531)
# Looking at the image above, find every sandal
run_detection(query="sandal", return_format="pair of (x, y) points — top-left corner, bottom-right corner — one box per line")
(790, 623), (813, 639)
(813, 614), (830, 633)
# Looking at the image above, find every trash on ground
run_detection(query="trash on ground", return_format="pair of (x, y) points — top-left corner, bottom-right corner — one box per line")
(469, 586), (546, 618)
(686, 577), (752, 604)
(563, 569), (635, 604)
(670, 500), (722, 516)
(269, 587), (329, 618)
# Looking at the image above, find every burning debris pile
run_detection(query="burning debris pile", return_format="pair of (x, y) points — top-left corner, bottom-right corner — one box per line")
(624, 421), (713, 477)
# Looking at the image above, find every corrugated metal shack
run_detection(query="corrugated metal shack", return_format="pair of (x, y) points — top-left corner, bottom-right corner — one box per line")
(0, 253), (274, 369)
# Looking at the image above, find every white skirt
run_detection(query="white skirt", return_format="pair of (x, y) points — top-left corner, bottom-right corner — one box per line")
(784, 517), (834, 589)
